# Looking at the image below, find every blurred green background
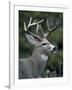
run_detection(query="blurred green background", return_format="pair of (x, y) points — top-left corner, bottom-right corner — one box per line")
(19, 10), (63, 77)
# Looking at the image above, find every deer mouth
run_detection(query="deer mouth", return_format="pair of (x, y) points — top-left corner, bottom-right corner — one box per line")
(51, 47), (57, 53)
(51, 50), (56, 53)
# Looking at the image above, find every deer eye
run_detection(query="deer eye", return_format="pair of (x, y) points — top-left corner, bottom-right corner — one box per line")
(42, 43), (46, 45)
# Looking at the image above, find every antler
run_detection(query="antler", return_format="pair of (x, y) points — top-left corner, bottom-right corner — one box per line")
(24, 17), (44, 31)
(36, 18), (57, 38)
(24, 17), (44, 41)
(45, 18), (57, 37)
(24, 17), (57, 40)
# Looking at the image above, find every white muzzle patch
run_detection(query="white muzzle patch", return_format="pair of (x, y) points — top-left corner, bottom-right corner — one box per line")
(41, 54), (48, 61)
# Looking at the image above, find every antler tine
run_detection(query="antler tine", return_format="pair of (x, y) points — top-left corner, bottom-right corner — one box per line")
(45, 18), (57, 37)
(24, 22), (27, 31)
(36, 24), (46, 38)
(28, 17), (32, 26)
(49, 26), (57, 33)
(36, 24), (39, 33)
(47, 18), (50, 31)
(36, 24), (44, 34)
(44, 18), (51, 37)
(27, 17), (32, 29)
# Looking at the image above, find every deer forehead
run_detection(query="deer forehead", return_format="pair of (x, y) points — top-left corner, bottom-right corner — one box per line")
(42, 38), (49, 43)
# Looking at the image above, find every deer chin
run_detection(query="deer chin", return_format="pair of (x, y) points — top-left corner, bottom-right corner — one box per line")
(53, 51), (56, 53)
(51, 50), (56, 53)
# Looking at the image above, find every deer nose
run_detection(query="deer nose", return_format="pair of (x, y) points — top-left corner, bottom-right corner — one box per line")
(53, 47), (56, 51)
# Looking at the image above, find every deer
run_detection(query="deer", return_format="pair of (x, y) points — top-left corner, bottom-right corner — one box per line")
(19, 17), (57, 79)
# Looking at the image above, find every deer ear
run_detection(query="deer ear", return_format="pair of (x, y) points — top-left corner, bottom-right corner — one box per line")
(26, 34), (40, 45)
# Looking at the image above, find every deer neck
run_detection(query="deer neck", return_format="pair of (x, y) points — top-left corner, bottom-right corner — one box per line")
(27, 47), (48, 77)
(30, 48), (48, 76)
(31, 47), (48, 62)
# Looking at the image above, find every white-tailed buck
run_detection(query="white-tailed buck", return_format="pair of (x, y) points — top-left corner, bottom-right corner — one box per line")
(19, 17), (57, 79)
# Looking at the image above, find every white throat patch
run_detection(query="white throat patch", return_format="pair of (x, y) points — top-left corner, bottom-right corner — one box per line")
(41, 54), (48, 61)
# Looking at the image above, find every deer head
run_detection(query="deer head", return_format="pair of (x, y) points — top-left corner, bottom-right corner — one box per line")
(24, 17), (57, 56)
